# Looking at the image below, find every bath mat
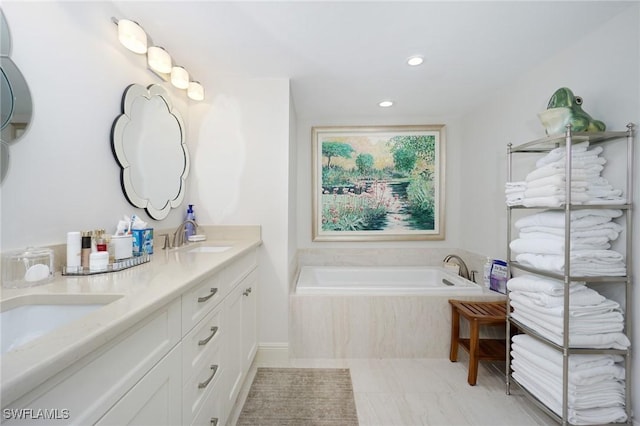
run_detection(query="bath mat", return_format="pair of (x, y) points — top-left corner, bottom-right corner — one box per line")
(236, 367), (359, 425)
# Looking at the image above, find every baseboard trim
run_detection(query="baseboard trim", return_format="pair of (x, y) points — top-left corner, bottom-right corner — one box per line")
(254, 343), (289, 364)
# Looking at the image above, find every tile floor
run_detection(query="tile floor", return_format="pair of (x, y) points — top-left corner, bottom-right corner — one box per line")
(229, 356), (557, 426)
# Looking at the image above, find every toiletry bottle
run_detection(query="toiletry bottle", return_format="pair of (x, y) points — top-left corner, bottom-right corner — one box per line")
(185, 204), (196, 239)
(106, 234), (115, 264)
(81, 231), (92, 269)
(66, 231), (81, 272)
(483, 257), (493, 288)
(95, 229), (107, 252)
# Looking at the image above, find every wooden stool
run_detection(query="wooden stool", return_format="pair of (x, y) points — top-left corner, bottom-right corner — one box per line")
(448, 299), (507, 386)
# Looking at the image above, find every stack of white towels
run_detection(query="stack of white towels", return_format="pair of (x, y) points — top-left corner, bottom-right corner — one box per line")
(505, 141), (625, 207)
(507, 275), (630, 350)
(510, 208), (626, 276)
(511, 334), (627, 425)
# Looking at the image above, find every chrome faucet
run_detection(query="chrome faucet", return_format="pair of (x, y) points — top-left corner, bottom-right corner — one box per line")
(443, 254), (471, 281)
(172, 220), (198, 248)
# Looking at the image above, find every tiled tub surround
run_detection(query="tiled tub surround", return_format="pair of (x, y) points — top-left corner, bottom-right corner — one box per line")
(290, 248), (505, 358)
(0, 226), (261, 411)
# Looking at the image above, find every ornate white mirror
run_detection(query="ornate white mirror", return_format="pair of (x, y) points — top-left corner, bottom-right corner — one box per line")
(111, 83), (189, 220)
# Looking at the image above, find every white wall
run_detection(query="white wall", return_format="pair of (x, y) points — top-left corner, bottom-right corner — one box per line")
(458, 4), (640, 419)
(189, 77), (292, 345)
(0, 2), (190, 252)
(0, 2), (292, 347)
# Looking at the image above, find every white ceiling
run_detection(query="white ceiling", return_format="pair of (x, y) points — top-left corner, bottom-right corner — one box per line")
(112, 1), (634, 120)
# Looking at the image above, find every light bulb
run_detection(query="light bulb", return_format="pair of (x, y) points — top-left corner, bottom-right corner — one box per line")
(187, 81), (205, 101)
(171, 66), (189, 89)
(117, 19), (147, 54)
(147, 46), (172, 74)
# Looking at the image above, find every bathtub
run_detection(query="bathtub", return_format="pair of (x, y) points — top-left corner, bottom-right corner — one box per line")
(290, 265), (502, 358)
(296, 265), (482, 295)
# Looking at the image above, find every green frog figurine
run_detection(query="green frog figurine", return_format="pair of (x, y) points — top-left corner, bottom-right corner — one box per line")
(546, 87), (606, 132)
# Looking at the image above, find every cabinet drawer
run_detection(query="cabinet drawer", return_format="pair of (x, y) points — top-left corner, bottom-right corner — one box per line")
(3, 299), (181, 426)
(182, 303), (223, 385)
(182, 343), (224, 425)
(182, 273), (223, 335)
(191, 375), (225, 426)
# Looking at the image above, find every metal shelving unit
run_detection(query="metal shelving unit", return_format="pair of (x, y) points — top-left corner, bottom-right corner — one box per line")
(505, 124), (634, 426)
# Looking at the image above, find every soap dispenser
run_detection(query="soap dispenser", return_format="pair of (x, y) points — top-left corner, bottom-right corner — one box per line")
(185, 204), (196, 238)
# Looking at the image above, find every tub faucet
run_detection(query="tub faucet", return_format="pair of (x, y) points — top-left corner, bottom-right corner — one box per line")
(172, 220), (198, 248)
(443, 254), (471, 281)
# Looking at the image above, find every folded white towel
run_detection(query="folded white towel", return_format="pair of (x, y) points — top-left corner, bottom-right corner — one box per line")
(515, 252), (626, 276)
(535, 141), (591, 167)
(525, 163), (603, 182)
(505, 181), (527, 189)
(511, 358), (625, 407)
(510, 311), (631, 349)
(523, 185), (587, 199)
(512, 334), (624, 368)
(511, 355), (625, 388)
(517, 233), (612, 248)
(518, 222), (623, 240)
(512, 371), (628, 425)
(513, 288), (605, 307)
(586, 187), (622, 198)
(511, 304), (624, 337)
(507, 275), (586, 295)
(585, 196), (627, 205)
(525, 165), (590, 182)
(510, 238), (610, 254)
(545, 157), (607, 169)
(521, 195), (589, 207)
(526, 174), (589, 189)
(515, 210), (623, 229)
(510, 302), (624, 335)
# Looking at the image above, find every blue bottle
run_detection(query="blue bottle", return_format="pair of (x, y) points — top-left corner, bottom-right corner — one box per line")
(185, 204), (196, 238)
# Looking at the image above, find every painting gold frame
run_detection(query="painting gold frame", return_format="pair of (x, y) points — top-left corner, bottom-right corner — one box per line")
(312, 124), (446, 241)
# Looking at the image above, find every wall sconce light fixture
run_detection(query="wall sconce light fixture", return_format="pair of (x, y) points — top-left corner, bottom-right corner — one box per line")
(112, 17), (204, 101)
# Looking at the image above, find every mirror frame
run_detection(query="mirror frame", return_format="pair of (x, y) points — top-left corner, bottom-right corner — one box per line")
(111, 83), (190, 220)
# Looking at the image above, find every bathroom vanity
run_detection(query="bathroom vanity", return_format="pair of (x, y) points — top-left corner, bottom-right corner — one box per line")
(0, 226), (261, 426)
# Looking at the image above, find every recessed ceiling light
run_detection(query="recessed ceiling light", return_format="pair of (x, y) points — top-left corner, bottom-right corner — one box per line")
(407, 55), (424, 66)
(378, 100), (394, 108)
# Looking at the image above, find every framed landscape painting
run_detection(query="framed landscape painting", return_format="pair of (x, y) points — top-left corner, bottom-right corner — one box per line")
(312, 124), (446, 241)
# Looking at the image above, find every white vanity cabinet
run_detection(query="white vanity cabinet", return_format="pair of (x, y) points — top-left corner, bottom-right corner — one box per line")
(2, 299), (182, 426)
(184, 249), (258, 426)
(1, 245), (260, 426)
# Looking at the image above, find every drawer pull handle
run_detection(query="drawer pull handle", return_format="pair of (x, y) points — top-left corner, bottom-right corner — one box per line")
(243, 287), (252, 296)
(198, 287), (218, 303)
(210, 418), (219, 426)
(198, 326), (219, 346)
(198, 364), (218, 389)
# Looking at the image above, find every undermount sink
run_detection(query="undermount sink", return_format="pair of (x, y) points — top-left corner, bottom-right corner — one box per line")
(0, 294), (123, 354)
(187, 246), (232, 254)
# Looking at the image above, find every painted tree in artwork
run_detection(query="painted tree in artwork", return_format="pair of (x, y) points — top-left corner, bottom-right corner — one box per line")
(388, 134), (437, 229)
(322, 142), (354, 168)
(389, 135), (435, 166)
(355, 153), (374, 175)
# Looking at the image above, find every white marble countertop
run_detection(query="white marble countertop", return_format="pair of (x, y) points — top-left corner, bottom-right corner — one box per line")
(0, 226), (262, 406)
